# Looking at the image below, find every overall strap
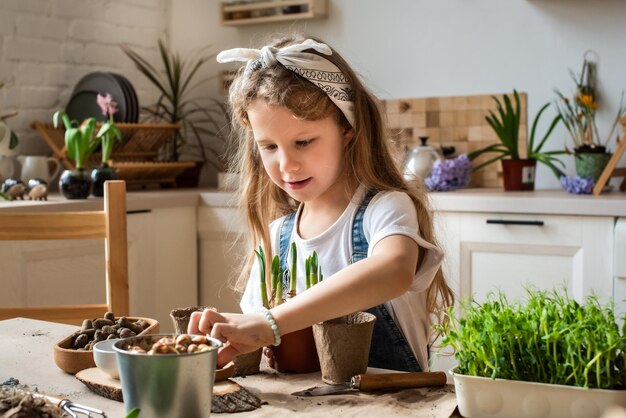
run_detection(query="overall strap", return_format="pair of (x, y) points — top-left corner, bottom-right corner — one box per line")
(350, 190), (377, 263)
(278, 211), (297, 289)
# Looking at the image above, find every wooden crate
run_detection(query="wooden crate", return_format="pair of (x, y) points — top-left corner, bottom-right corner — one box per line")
(382, 93), (528, 188)
(32, 121), (191, 186)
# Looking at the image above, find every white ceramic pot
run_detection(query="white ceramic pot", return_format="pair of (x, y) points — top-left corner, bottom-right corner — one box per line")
(451, 369), (626, 418)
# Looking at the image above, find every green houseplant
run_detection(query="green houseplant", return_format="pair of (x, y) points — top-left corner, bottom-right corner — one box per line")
(555, 72), (626, 182)
(53, 111), (99, 199)
(121, 40), (231, 187)
(437, 288), (626, 417)
(468, 90), (564, 191)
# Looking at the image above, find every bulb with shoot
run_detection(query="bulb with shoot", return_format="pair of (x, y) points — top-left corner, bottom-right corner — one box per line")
(53, 111), (99, 170)
(96, 93), (123, 168)
(271, 255), (283, 306)
(255, 246), (269, 309)
(289, 242), (297, 298)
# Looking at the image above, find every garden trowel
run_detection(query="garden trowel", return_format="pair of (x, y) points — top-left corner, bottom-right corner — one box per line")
(291, 371), (447, 396)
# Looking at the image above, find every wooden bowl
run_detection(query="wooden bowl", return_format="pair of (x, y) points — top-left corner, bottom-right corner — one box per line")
(53, 316), (159, 374)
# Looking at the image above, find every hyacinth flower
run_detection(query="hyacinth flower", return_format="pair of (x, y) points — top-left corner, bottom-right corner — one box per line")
(96, 93), (123, 166)
(425, 154), (472, 192)
(255, 246), (269, 309)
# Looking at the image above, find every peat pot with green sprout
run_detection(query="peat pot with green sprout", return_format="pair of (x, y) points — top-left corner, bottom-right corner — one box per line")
(436, 288), (626, 418)
(468, 90), (565, 191)
(53, 111), (99, 199)
(255, 244), (321, 373)
(91, 93), (123, 197)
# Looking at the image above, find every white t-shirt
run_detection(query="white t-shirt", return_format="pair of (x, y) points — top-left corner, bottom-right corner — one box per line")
(240, 185), (444, 371)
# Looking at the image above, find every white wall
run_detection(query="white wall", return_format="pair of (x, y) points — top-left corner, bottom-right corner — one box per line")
(170, 0), (626, 189)
(0, 0), (168, 156)
(2, 0), (625, 189)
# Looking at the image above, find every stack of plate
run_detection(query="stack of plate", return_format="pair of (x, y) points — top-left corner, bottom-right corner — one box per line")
(66, 72), (139, 123)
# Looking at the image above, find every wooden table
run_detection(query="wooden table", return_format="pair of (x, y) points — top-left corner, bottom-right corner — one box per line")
(0, 318), (458, 417)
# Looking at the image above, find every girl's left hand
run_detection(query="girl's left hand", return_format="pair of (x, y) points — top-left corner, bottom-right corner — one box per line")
(188, 309), (275, 367)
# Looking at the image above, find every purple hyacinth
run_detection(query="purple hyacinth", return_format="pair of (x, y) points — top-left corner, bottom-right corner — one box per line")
(425, 154), (472, 192)
(560, 175), (595, 194)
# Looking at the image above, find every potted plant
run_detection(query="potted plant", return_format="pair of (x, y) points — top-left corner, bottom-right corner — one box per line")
(468, 90), (564, 191)
(554, 73), (626, 183)
(91, 93), (123, 197)
(256, 244), (321, 374)
(437, 288), (626, 418)
(121, 40), (231, 187)
(53, 111), (99, 199)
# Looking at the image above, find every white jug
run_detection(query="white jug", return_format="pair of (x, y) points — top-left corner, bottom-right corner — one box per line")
(0, 121), (19, 157)
(17, 155), (61, 183)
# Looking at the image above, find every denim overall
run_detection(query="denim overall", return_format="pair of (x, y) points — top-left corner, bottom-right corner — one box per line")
(278, 191), (422, 372)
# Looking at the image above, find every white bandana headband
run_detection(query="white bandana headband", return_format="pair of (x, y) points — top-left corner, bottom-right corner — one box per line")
(217, 39), (355, 127)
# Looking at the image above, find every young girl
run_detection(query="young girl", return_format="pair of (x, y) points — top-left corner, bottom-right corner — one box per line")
(189, 35), (454, 372)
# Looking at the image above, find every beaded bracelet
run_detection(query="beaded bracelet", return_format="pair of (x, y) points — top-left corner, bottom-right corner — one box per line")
(260, 307), (281, 346)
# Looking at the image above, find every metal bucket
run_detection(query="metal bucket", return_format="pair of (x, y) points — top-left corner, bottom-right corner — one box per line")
(114, 334), (221, 418)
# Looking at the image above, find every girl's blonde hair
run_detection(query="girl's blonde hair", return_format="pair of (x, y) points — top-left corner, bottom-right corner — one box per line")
(226, 33), (454, 322)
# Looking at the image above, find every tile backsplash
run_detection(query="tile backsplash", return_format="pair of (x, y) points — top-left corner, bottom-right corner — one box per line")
(383, 92), (527, 188)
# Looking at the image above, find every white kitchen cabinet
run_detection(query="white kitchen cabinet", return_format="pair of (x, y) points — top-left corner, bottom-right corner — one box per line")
(430, 210), (615, 376)
(0, 206), (197, 332)
(197, 205), (245, 313)
(436, 212), (614, 306)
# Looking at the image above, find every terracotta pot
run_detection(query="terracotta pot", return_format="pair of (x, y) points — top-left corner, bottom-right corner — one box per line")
(501, 159), (536, 191)
(169, 305), (215, 334)
(312, 312), (376, 384)
(271, 326), (320, 373)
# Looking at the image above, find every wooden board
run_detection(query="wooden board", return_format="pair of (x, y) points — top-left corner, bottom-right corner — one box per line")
(383, 93), (528, 188)
(593, 117), (626, 195)
(75, 362), (260, 413)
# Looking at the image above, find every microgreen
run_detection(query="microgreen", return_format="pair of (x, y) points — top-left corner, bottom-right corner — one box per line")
(436, 288), (626, 389)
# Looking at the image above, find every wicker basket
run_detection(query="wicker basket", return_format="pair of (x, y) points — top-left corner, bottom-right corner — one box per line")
(32, 121), (192, 186)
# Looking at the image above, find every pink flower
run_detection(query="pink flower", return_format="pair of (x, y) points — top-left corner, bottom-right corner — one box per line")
(97, 93), (119, 117)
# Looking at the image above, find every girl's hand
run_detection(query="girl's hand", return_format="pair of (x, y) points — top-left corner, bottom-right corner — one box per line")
(188, 309), (275, 367)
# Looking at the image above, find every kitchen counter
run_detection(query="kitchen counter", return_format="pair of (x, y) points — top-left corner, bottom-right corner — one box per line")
(2, 188), (626, 217)
(0, 318), (458, 417)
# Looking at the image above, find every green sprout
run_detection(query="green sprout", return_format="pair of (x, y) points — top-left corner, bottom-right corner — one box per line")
(271, 255), (283, 306)
(305, 251), (320, 289)
(289, 242), (297, 298)
(254, 246), (269, 309)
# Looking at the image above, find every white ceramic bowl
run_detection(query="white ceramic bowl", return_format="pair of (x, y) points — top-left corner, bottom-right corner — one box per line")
(93, 339), (121, 379)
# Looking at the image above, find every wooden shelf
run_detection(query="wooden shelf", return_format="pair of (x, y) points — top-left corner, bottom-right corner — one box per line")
(220, 0), (327, 26)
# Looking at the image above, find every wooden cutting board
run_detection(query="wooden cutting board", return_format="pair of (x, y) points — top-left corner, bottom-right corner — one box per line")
(75, 363), (261, 413)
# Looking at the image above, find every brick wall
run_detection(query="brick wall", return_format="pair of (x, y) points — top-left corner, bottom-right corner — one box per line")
(0, 0), (168, 155)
